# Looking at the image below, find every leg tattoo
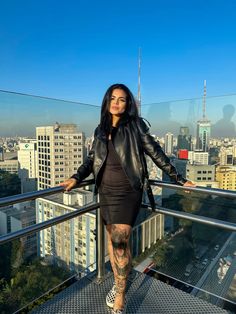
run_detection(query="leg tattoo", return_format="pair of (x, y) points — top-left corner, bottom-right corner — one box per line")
(111, 225), (131, 295)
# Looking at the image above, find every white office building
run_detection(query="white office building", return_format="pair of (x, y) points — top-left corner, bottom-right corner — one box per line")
(164, 132), (174, 155)
(188, 151), (209, 165)
(18, 141), (38, 193)
(36, 123), (85, 190)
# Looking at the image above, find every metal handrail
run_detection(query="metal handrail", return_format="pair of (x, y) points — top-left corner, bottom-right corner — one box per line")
(150, 180), (236, 199)
(0, 185), (236, 245)
(0, 177), (236, 309)
(0, 179), (95, 208)
(1, 179), (236, 209)
(0, 202), (99, 245)
(150, 205), (236, 232)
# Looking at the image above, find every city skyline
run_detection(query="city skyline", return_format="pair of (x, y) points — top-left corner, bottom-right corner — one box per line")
(1, 88), (236, 137)
(1, 113), (236, 311)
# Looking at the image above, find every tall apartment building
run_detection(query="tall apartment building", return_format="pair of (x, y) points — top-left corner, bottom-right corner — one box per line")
(164, 132), (174, 155)
(188, 151), (209, 165)
(36, 189), (96, 272)
(36, 123), (85, 190)
(177, 126), (191, 150)
(216, 166), (236, 190)
(18, 141), (38, 193)
(196, 120), (211, 152)
(0, 146), (4, 161)
(196, 80), (211, 152)
(186, 164), (219, 188)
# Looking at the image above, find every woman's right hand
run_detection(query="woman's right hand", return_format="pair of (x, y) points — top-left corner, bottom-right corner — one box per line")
(59, 178), (77, 192)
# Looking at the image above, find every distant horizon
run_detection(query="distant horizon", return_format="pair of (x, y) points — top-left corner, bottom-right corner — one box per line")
(1, 88), (236, 138)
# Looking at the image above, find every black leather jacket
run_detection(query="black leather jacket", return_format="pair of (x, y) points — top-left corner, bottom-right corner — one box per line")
(71, 117), (187, 192)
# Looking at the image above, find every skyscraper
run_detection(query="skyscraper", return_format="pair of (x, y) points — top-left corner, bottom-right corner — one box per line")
(0, 146), (4, 161)
(196, 80), (211, 152)
(36, 123), (85, 190)
(164, 132), (173, 155)
(177, 126), (191, 150)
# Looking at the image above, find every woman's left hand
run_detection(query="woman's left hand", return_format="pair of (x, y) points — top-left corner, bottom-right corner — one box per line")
(183, 180), (196, 187)
(183, 180), (196, 193)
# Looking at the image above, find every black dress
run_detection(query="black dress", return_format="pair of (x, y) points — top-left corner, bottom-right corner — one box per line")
(98, 132), (142, 227)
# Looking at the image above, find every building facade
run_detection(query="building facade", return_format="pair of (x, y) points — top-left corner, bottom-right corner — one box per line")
(186, 164), (219, 188)
(0, 146), (4, 161)
(164, 132), (174, 155)
(36, 123), (85, 190)
(188, 151), (209, 165)
(36, 189), (96, 272)
(0, 202), (37, 258)
(219, 146), (236, 166)
(0, 159), (18, 174)
(177, 127), (191, 150)
(131, 213), (164, 257)
(216, 165), (236, 190)
(18, 141), (38, 193)
(196, 120), (211, 152)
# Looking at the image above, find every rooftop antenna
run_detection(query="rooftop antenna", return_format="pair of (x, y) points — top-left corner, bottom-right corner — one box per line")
(202, 79), (207, 120)
(138, 47), (141, 115)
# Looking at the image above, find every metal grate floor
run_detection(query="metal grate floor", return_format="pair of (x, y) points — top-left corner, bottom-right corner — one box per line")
(31, 270), (229, 314)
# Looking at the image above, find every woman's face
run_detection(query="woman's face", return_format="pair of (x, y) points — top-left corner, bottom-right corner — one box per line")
(109, 88), (127, 116)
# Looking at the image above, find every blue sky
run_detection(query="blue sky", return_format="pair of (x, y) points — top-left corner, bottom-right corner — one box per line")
(0, 0), (236, 106)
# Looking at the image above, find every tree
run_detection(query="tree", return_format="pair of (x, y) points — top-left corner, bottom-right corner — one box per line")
(0, 243), (12, 280)
(0, 258), (72, 313)
(0, 170), (21, 198)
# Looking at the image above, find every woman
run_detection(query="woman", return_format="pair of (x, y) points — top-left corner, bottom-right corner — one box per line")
(60, 84), (195, 313)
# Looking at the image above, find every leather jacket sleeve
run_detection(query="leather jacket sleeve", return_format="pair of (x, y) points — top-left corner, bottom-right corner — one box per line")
(137, 118), (187, 186)
(70, 128), (97, 184)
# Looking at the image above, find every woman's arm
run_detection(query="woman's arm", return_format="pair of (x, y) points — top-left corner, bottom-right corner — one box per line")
(136, 118), (191, 186)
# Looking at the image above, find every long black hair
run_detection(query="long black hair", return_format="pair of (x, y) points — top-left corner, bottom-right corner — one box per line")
(100, 83), (139, 135)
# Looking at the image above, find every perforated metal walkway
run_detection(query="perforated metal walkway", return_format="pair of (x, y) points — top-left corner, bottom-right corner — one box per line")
(31, 270), (229, 313)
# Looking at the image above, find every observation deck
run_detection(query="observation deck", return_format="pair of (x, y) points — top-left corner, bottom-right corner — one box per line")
(1, 180), (235, 313)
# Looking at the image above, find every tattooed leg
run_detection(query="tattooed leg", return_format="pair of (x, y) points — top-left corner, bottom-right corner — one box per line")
(106, 225), (116, 274)
(110, 224), (132, 310)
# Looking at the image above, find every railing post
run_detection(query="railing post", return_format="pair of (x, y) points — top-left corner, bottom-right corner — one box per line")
(96, 195), (105, 282)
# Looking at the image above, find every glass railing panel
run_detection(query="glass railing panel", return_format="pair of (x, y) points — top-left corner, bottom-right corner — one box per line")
(0, 214), (97, 313)
(142, 94), (236, 138)
(0, 90), (100, 137)
(142, 94), (236, 202)
(142, 219), (236, 311)
(0, 90), (100, 235)
(0, 188), (96, 237)
(158, 188), (236, 224)
(140, 94), (236, 311)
